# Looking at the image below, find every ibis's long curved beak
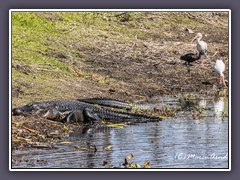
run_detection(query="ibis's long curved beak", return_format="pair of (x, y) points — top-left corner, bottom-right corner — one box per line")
(191, 35), (197, 43)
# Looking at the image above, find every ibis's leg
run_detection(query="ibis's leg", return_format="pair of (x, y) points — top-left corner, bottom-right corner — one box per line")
(222, 76), (227, 87)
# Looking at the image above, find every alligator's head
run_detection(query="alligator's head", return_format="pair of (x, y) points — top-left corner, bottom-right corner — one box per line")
(12, 102), (48, 116)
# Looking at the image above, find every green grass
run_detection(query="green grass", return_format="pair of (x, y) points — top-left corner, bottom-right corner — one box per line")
(11, 12), (150, 79)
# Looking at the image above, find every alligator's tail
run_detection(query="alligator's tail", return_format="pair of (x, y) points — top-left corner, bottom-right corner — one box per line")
(92, 107), (162, 124)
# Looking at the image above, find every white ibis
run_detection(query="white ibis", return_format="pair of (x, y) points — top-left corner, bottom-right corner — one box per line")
(191, 33), (208, 59)
(214, 59), (226, 87)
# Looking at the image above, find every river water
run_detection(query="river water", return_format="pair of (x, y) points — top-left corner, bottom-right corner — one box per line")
(12, 97), (229, 169)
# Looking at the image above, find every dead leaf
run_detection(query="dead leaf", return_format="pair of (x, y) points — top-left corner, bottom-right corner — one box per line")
(23, 126), (37, 133)
(135, 163), (141, 168)
(104, 145), (113, 151)
(143, 160), (151, 168)
(126, 153), (134, 160)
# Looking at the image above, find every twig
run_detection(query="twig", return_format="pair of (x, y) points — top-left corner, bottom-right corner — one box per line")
(113, 12), (128, 17)
(36, 68), (59, 72)
(212, 51), (218, 58)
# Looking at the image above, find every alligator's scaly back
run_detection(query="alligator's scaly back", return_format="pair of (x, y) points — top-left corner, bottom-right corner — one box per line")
(77, 97), (155, 111)
(77, 98), (133, 110)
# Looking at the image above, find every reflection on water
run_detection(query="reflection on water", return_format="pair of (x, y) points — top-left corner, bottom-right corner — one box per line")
(12, 98), (229, 169)
(198, 99), (207, 109)
(214, 97), (225, 122)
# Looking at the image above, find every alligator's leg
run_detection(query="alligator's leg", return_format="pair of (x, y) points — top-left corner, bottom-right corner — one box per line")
(77, 97), (133, 110)
(83, 108), (102, 124)
(64, 111), (85, 123)
(82, 108), (102, 134)
(38, 109), (74, 123)
(64, 108), (102, 134)
(64, 108), (101, 123)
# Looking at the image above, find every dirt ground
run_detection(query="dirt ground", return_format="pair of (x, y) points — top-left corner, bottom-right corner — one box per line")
(11, 12), (229, 150)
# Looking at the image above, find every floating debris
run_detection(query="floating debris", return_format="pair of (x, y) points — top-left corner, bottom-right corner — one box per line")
(59, 141), (72, 145)
(104, 145), (113, 151)
(74, 145), (97, 153)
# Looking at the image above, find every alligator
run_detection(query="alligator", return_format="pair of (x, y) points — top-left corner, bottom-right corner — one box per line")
(12, 99), (162, 132)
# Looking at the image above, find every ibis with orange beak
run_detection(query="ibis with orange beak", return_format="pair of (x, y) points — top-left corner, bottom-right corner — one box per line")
(191, 33), (208, 59)
(214, 59), (226, 87)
